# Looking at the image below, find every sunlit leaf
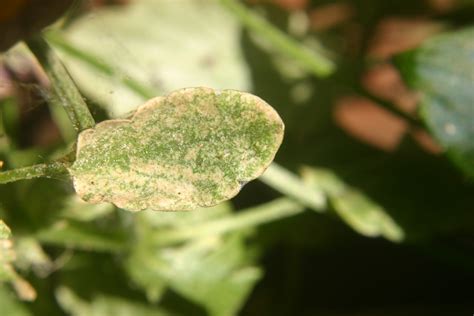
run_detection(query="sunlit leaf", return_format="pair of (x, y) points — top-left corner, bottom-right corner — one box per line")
(70, 87), (284, 212)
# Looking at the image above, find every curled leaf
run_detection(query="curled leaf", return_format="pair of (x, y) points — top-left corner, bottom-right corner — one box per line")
(70, 87), (284, 211)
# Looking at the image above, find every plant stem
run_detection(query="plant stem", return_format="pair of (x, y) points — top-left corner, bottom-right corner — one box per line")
(259, 163), (326, 212)
(45, 32), (156, 99)
(219, 0), (335, 77)
(0, 162), (70, 184)
(154, 198), (304, 245)
(26, 36), (95, 132)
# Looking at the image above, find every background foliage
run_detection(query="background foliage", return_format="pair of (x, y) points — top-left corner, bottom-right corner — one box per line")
(1, 0), (474, 315)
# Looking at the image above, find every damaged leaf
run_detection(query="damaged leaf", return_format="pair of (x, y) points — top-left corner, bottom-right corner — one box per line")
(70, 87), (284, 211)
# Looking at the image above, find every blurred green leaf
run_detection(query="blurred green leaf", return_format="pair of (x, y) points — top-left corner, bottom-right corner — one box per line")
(52, 0), (252, 116)
(395, 27), (474, 178)
(125, 203), (262, 316)
(301, 167), (404, 242)
(35, 220), (127, 252)
(59, 196), (114, 222)
(14, 237), (53, 277)
(218, 0), (335, 77)
(0, 220), (36, 301)
(56, 286), (173, 316)
(0, 220), (14, 281)
(70, 87), (284, 211)
(260, 163), (326, 212)
(0, 286), (32, 316)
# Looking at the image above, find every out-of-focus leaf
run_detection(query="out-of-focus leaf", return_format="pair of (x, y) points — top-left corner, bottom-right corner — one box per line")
(301, 167), (404, 242)
(35, 220), (126, 252)
(0, 0), (73, 51)
(260, 163), (326, 212)
(14, 237), (53, 277)
(52, 0), (251, 116)
(59, 196), (115, 222)
(0, 286), (32, 316)
(125, 203), (232, 302)
(56, 286), (174, 316)
(395, 27), (474, 178)
(0, 220), (15, 281)
(0, 221), (36, 301)
(158, 236), (262, 316)
(70, 87), (284, 212)
(125, 203), (262, 316)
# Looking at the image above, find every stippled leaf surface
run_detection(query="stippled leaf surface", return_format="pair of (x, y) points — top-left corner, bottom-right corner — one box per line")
(395, 27), (474, 177)
(70, 88), (284, 211)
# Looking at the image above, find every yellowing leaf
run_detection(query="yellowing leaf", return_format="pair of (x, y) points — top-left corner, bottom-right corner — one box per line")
(70, 87), (284, 211)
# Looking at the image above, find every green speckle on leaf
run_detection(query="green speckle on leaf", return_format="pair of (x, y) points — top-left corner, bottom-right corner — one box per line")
(70, 87), (284, 211)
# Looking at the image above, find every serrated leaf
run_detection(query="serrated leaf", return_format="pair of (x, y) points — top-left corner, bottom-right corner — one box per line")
(70, 87), (284, 212)
(395, 27), (474, 177)
(301, 167), (404, 242)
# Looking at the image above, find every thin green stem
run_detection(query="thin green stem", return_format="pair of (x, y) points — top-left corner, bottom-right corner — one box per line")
(154, 198), (304, 245)
(45, 32), (157, 99)
(259, 163), (326, 212)
(25, 36), (95, 132)
(0, 162), (70, 184)
(219, 0), (335, 77)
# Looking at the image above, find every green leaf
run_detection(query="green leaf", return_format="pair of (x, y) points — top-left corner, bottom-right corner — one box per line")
(156, 236), (262, 316)
(301, 167), (404, 242)
(0, 221), (37, 301)
(125, 203), (262, 315)
(56, 287), (173, 316)
(51, 0), (251, 116)
(35, 221), (127, 252)
(0, 286), (32, 316)
(70, 87), (284, 212)
(395, 27), (474, 177)
(0, 220), (14, 281)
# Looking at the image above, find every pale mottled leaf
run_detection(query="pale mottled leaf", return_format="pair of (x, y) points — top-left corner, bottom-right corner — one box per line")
(70, 87), (284, 212)
(301, 167), (404, 242)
